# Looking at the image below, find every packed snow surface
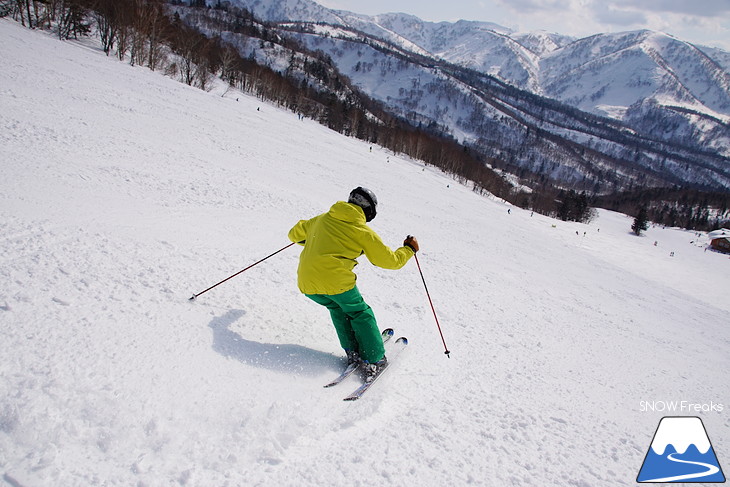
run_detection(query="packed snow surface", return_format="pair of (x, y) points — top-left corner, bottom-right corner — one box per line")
(1, 19), (728, 486)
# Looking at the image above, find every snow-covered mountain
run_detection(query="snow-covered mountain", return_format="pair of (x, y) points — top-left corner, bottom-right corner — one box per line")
(2, 19), (729, 486)
(540, 30), (730, 119)
(216, 0), (730, 192)
(229, 0), (730, 122)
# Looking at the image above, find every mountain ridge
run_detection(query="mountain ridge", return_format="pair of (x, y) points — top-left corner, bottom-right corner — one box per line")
(212, 0), (730, 194)
(226, 0), (729, 119)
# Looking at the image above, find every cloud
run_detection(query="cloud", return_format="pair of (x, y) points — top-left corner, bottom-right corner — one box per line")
(493, 0), (567, 15)
(494, 0), (730, 26)
(476, 0), (730, 50)
(608, 0), (730, 18)
(593, 4), (647, 27)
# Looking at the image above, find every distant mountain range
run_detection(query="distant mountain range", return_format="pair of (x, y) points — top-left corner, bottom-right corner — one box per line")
(201, 0), (730, 193)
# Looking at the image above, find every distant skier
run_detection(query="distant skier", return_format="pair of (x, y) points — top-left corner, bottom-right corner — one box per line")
(288, 187), (418, 381)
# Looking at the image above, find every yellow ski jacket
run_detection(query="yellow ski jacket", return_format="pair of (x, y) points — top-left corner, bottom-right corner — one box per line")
(288, 201), (415, 295)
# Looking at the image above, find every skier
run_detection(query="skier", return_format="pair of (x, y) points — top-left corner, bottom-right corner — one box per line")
(288, 187), (418, 381)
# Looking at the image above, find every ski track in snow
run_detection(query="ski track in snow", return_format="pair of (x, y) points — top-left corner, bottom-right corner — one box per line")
(0, 19), (728, 486)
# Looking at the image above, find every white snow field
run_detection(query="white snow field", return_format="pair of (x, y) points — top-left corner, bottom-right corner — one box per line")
(1, 19), (728, 487)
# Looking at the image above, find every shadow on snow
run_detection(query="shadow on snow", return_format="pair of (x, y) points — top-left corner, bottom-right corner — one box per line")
(208, 309), (340, 377)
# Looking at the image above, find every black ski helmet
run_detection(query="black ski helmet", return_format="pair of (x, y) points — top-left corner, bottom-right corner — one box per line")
(348, 187), (378, 222)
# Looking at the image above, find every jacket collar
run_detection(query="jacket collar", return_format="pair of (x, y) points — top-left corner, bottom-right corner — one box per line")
(329, 201), (366, 224)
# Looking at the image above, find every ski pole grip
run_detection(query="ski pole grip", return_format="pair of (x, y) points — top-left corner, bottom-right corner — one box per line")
(404, 235), (418, 253)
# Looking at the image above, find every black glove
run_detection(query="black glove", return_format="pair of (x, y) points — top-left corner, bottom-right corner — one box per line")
(404, 235), (419, 253)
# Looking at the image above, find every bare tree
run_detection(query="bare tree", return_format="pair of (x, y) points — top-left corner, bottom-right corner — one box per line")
(172, 25), (206, 86)
(218, 45), (239, 85)
(12, 0), (32, 27)
(0, 1), (14, 18)
(56, 0), (90, 39)
(114, 1), (135, 61)
(128, 0), (167, 70)
(91, 0), (120, 55)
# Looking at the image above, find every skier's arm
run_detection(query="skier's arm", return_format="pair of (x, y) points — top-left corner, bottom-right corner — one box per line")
(360, 228), (414, 270)
(288, 219), (310, 245)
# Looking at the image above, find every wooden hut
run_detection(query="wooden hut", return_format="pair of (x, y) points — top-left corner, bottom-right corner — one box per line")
(709, 228), (730, 253)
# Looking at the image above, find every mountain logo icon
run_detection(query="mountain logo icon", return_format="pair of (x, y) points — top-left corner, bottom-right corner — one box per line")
(637, 416), (726, 483)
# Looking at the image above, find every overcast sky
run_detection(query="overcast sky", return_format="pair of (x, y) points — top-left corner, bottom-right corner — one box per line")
(317, 0), (730, 50)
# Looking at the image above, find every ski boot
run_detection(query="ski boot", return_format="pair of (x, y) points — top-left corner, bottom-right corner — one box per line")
(345, 350), (362, 366)
(363, 356), (388, 382)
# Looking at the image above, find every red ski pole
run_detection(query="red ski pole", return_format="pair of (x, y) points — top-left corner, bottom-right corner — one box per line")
(413, 251), (451, 358)
(189, 242), (296, 301)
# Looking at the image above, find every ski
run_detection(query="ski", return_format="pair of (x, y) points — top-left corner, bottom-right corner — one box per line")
(343, 336), (408, 401)
(323, 328), (394, 388)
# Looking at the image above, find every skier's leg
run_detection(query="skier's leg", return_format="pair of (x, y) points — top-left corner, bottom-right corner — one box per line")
(329, 286), (385, 363)
(306, 294), (358, 353)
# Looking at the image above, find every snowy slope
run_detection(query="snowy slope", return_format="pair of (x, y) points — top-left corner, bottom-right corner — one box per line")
(1, 19), (729, 487)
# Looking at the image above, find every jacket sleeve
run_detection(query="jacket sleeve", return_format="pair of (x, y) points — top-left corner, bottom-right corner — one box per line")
(360, 227), (415, 270)
(288, 219), (310, 245)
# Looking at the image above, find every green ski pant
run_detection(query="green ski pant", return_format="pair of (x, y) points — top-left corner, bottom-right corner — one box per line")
(306, 286), (385, 363)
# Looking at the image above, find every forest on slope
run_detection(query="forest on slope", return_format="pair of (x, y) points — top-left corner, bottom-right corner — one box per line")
(3, 0), (728, 230)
